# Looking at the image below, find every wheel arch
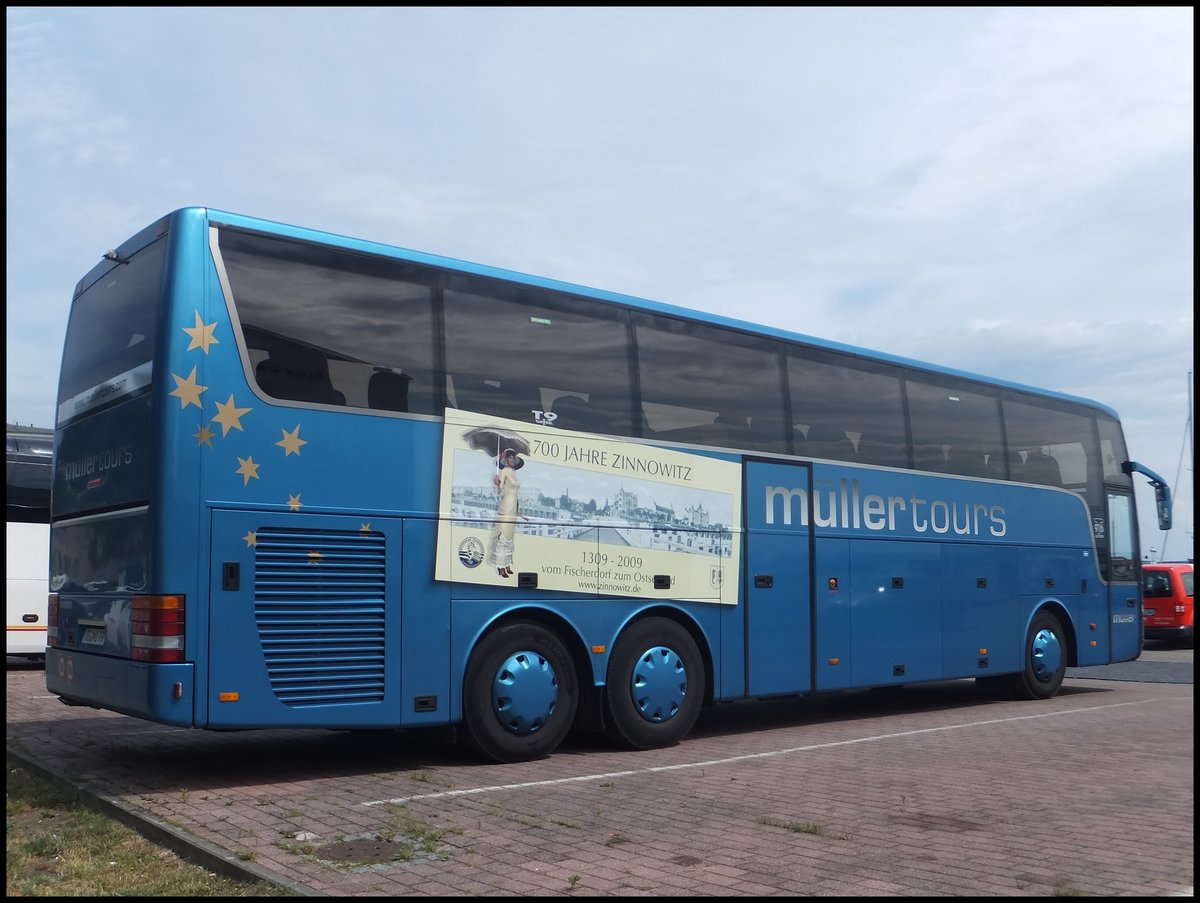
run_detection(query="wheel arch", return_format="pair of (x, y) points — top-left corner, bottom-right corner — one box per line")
(466, 604), (593, 681)
(1027, 599), (1079, 668)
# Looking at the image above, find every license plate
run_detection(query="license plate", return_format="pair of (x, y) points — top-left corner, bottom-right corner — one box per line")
(81, 626), (106, 646)
(1142, 608), (1156, 618)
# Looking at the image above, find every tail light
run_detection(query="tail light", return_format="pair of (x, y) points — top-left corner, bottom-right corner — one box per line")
(47, 593), (59, 647)
(131, 595), (185, 663)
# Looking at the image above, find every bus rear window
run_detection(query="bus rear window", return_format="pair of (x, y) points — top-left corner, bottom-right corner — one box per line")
(50, 512), (149, 594)
(57, 237), (166, 423)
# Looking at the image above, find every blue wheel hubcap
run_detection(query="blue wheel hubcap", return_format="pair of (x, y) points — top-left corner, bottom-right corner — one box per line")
(1030, 627), (1063, 683)
(629, 645), (687, 723)
(492, 650), (558, 736)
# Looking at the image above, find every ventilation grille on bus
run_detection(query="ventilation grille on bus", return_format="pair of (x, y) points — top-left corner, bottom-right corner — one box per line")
(253, 527), (386, 706)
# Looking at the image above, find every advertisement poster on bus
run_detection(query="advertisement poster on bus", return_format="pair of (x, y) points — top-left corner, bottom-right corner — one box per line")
(435, 409), (742, 604)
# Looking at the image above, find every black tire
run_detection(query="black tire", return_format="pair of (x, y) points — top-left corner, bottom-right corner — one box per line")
(1010, 609), (1067, 700)
(460, 621), (578, 763)
(604, 617), (705, 751)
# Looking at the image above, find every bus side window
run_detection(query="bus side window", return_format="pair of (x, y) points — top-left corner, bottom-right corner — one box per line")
(982, 449), (1007, 479)
(256, 347), (345, 406)
(1006, 451), (1026, 481)
(946, 445), (990, 478)
(460, 378), (539, 423)
(1023, 449), (1063, 486)
(713, 410), (751, 446)
(804, 425), (856, 461)
(548, 394), (592, 432)
(633, 311), (788, 454)
(913, 443), (948, 472)
(856, 436), (907, 468)
(368, 370), (411, 412)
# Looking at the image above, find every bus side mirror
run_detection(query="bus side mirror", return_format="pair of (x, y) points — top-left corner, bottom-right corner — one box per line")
(1154, 483), (1172, 532)
(1123, 460), (1172, 532)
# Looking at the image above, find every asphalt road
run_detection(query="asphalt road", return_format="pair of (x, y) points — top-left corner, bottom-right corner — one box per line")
(1064, 638), (1193, 682)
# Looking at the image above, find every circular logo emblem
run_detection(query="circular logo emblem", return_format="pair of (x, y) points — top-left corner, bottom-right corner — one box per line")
(458, 536), (485, 568)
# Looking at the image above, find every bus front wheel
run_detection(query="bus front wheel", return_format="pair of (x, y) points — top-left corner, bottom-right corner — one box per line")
(604, 617), (705, 751)
(1011, 609), (1067, 700)
(460, 621), (578, 763)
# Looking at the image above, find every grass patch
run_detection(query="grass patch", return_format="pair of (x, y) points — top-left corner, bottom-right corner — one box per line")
(379, 806), (464, 861)
(759, 815), (825, 835)
(758, 815), (852, 840)
(6, 757), (295, 897)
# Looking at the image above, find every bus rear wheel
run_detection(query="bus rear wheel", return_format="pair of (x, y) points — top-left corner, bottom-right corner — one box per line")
(460, 621), (578, 763)
(604, 617), (705, 751)
(1010, 609), (1067, 700)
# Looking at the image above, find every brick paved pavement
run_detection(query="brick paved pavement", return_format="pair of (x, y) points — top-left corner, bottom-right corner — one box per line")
(6, 660), (1193, 897)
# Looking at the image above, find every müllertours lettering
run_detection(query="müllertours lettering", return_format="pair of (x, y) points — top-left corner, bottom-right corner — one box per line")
(765, 478), (1007, 537)
(61, 445), (135, 481)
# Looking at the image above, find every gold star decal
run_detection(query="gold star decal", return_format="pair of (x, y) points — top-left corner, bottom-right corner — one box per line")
(236, 456), (261, 487)
(359, 523), (372, 532)
(211, 394), (252, 437)
(307, 550), (324, 563)
(170, 366), (207, 409)
(243, 531), (257, 547)
(183, 311), (220, 354)
(276, 425), (308, 457)
(287, 494), (302, 511)
(193, 425), (215, 447)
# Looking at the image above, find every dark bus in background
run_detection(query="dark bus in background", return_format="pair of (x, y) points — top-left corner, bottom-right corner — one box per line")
(7, 423), (52, 659)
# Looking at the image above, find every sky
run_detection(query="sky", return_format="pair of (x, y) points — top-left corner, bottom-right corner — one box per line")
(5, 7), (1194, 560)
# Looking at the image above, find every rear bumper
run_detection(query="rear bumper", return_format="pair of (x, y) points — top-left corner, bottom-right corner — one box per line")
(1143, 625), (1193, 644)
(45, 648), (195, 727)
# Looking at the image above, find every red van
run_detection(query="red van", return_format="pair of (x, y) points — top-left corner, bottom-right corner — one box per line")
(1141, 562), (1194, 646)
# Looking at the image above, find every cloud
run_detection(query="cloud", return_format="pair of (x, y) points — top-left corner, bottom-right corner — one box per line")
(859, 8), (1193, 223)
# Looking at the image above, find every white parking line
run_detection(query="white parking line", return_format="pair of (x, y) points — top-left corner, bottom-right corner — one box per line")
(364, 697), (1176, 806)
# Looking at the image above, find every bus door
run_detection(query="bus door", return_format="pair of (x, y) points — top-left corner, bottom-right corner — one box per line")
(744, 461), (813, 696)
(1104, 488), (1141, 660)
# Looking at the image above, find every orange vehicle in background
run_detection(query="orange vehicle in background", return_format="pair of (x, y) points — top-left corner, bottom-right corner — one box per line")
(1141, 562), (1194, 646)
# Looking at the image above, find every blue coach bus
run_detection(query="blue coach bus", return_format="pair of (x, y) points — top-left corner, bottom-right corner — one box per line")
(45, 208), (1171, 762)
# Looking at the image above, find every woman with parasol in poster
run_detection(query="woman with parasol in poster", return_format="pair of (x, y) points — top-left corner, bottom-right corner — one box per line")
(462, 426), (531, 578)
(488, 447), (529, 577)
